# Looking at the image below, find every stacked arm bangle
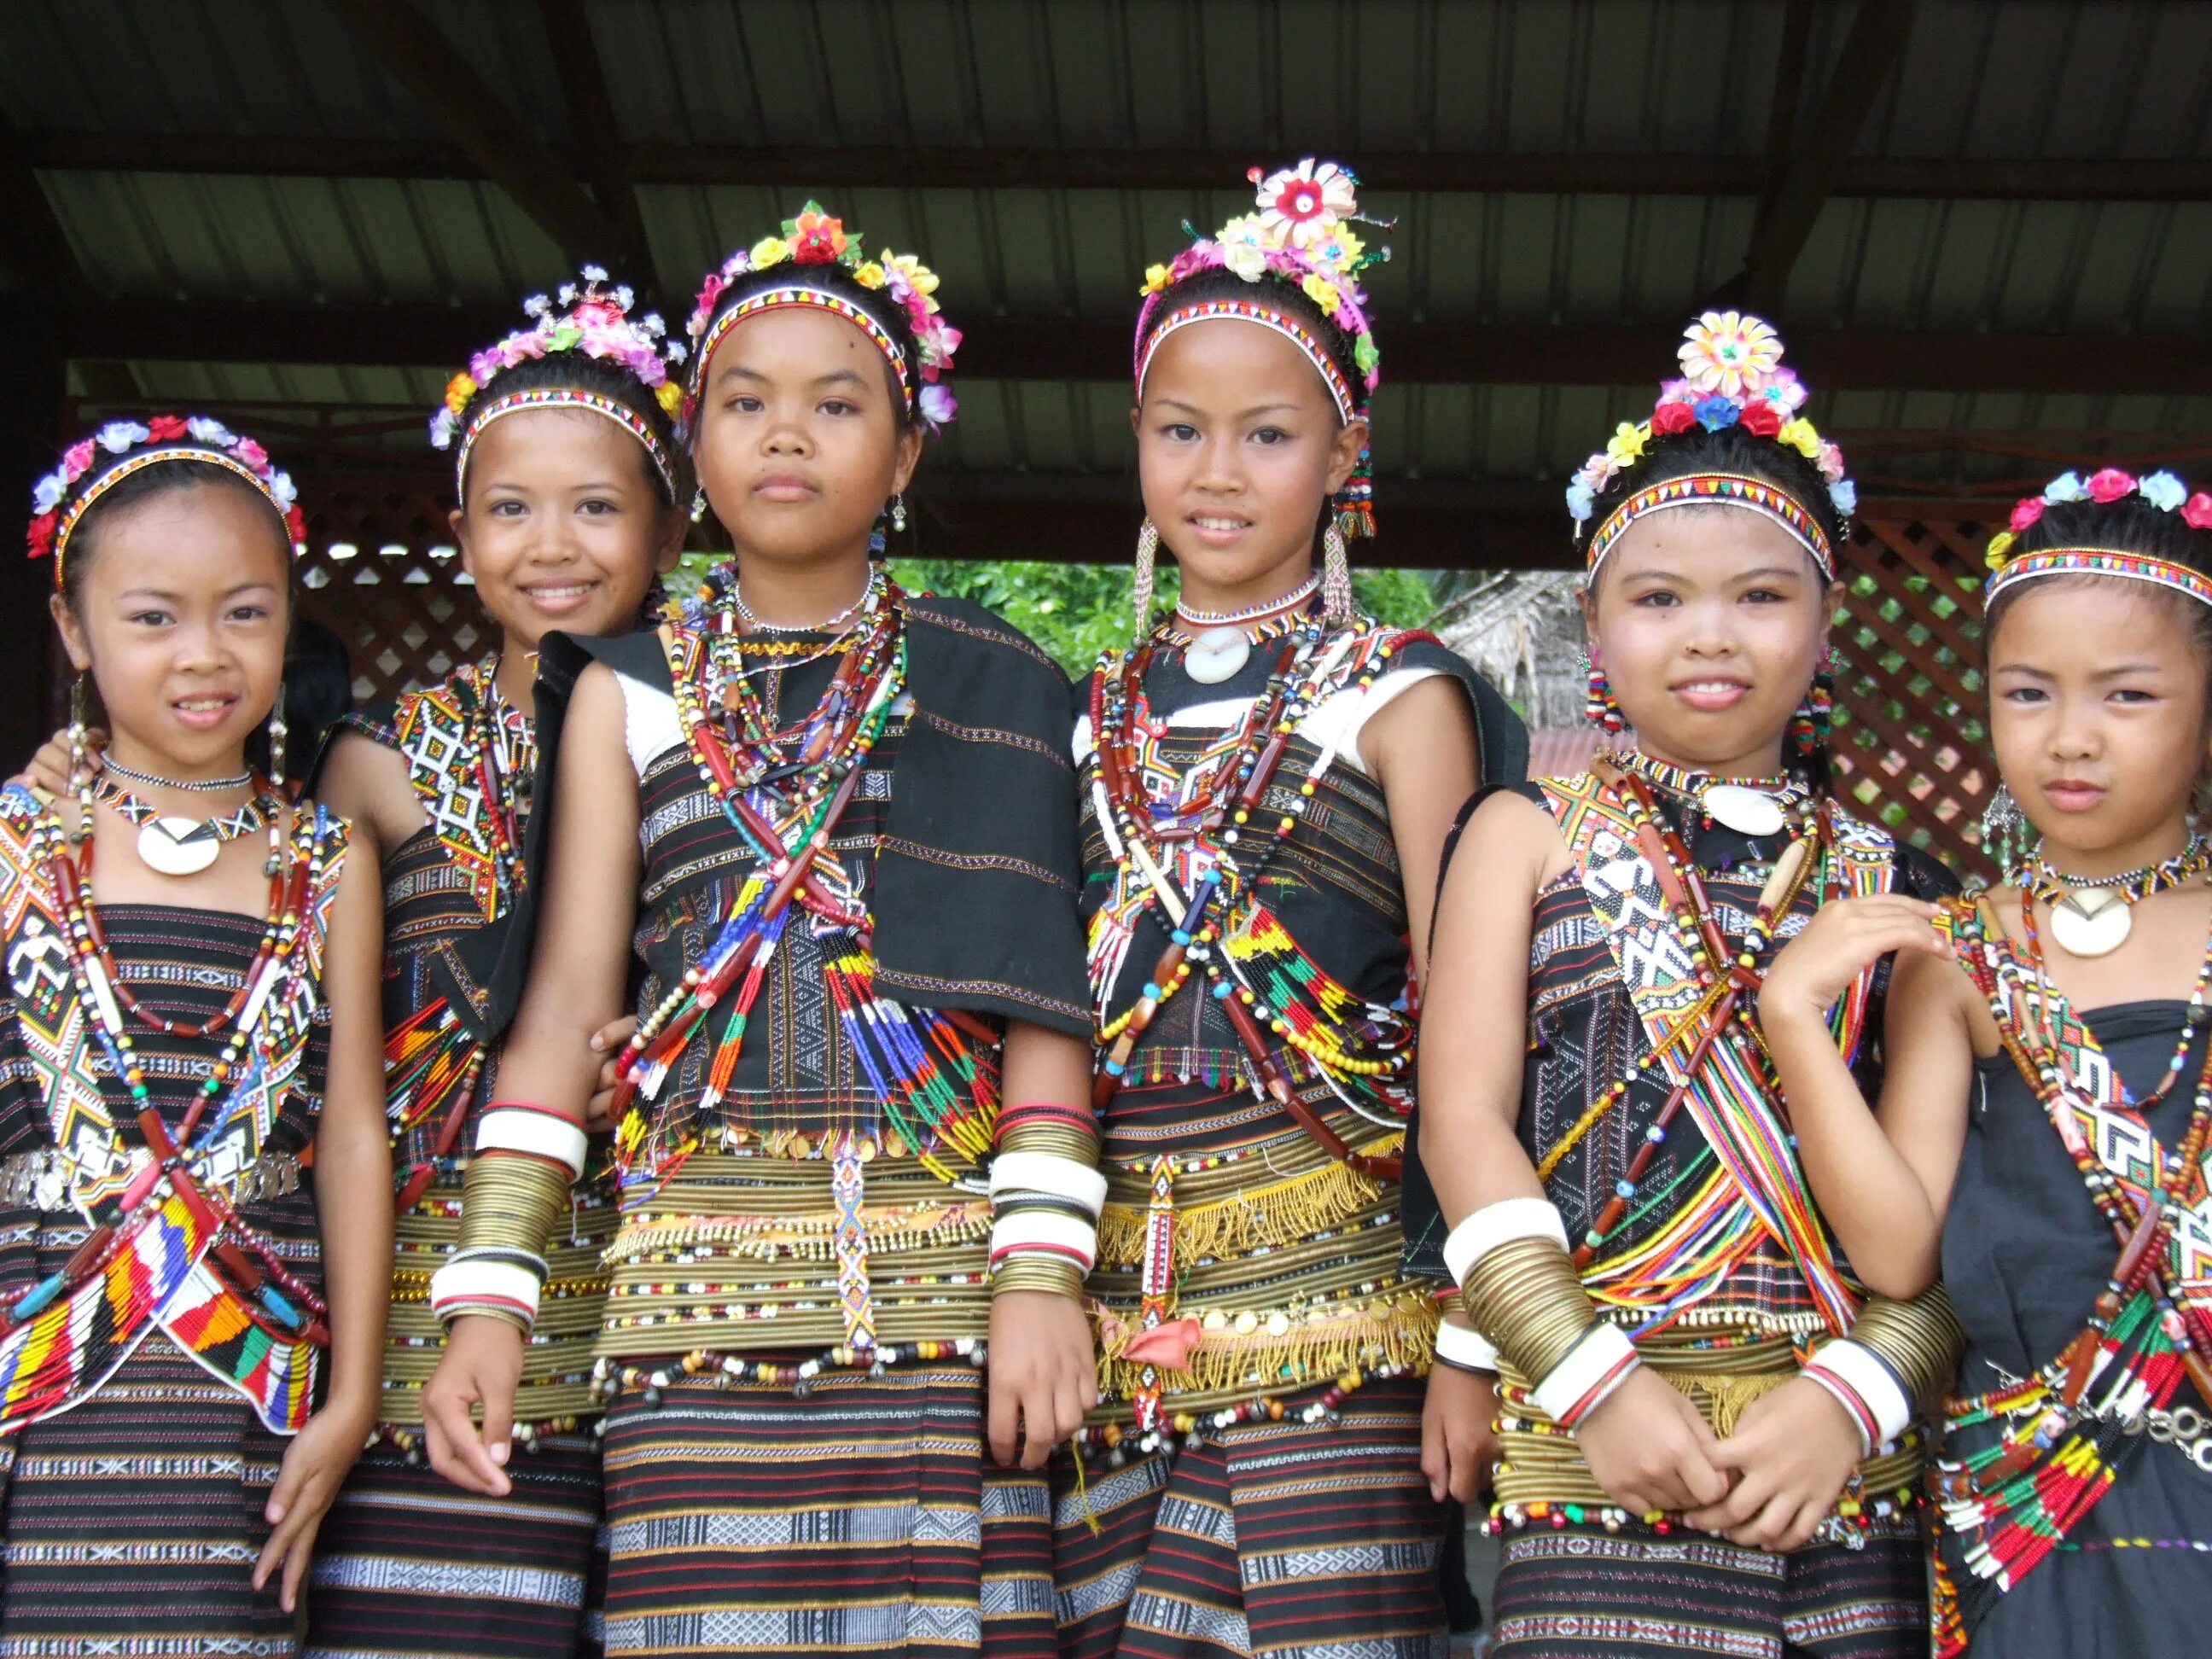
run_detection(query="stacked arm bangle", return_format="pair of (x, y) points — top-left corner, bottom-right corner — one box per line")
(1435, 1291), (1500, 1375)
(987, 1107), (1103, 1301)
(427, 1103), (585, 1334)
(1452, 1196), (1636, 1431)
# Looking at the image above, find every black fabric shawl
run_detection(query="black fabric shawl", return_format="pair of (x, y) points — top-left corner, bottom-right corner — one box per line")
(530, 591), (1091, 1039)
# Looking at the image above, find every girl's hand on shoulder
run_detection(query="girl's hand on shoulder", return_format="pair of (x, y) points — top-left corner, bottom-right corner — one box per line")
(10, 725), (102, 800)
(1421, 1362), (1500, 1505)
(253, 1395), (373, 1614)
(1685, 1375), (1863, 1551)
(1760, 895), (1942, 1027)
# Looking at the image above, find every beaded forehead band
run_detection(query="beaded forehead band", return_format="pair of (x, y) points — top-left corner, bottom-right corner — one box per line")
(1571, 312), (1851, 582)
(28, 417), (305, 586)
(1134, 159), (1389, 536)
(1586, 473), (1833, 580)
(685, 203), (959, 435)
(432, 267), (685, 502)
(1986, 548), (2212, 611)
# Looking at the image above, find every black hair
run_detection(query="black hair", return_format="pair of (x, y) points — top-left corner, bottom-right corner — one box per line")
(695, 260), (924, 430)
(454, 351), (684, 507)
(1135, 265), (1365, 421)
(1577, 422), (1847, 579)
(275, 616), (354, 787)
(61, 458), (292, 614)
(1984, 490), (2212, 665)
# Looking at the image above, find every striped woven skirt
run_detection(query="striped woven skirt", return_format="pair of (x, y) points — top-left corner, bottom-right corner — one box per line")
(1489, 1517), (1927, 1657)
(303, 1432), (604, 1658)
(596, 1362), (1054, 1656)
(1050, 1375), (1447, 1658)
(0, 1336), (301, 1656)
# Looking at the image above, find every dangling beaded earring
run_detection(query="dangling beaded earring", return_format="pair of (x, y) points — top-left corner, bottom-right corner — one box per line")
(67, 672), (91, 847)
(266, 694), (288, 791)
(1980, 783), (2030, 880)
(1790, 653), (1837, 758)
(1320, 521), (1354, 624)
(690, 486), (709, 524)
(890, 492), (907, 534)
(1581, 649), (1625, 734)
(1132, 518), (1159, 634)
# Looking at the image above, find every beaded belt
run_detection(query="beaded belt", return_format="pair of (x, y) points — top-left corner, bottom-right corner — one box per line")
(0, 1147), (305, 1214)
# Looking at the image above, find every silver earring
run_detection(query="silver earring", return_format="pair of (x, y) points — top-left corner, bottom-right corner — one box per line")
(1980, 782), (2029, 877)
(67, 673), (91, 846)
(890, 493), (907, 534)
(1132, 518), (1159, 634)
(1321, 521), (1354, 624)
(266, 693), (288, 788)
(690, 486), (708, 524)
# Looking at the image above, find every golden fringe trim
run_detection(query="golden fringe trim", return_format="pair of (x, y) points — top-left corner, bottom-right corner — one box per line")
(1096, 1133), (1401, 1266)
(1095, 1290), (1437, 1397)
(608, 1202), (991, 1262)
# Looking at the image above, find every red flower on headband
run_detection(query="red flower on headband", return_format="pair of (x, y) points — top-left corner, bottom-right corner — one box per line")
(2186, 493), (2212, 530)
(2009, 497), (2046, 533)
(26, 513), (56, 560)
(1738, 401), (1783, 438)
(1650, 399), (1697, 437)
(2087, 467), (2136, 504)
(147, 414), (189, 442)
(789, 206), (849, 265)
(284, 505), (308, 546)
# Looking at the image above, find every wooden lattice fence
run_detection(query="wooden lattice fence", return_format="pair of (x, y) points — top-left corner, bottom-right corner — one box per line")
(1829, 517), (1997, 885)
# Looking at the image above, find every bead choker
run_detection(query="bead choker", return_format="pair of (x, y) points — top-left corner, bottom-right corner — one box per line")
(1606, 749), (1813, 838)
(2029, 834), (2210, 958)
(1173, 573), (1320, 629)
(102, 757), (252, 794)
(731, 569), (882, 637)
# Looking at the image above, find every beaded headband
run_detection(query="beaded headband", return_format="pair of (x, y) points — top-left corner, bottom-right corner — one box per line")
(1135, 159), (1388, 537)
(1570, 312), (1852, 579)
(1585, 472), (1833, 580)
(685, 203), (959, 434)
(432, 267), (685, 501)
(28, 416), (305, 586)
(1985, 548), (2212, 611)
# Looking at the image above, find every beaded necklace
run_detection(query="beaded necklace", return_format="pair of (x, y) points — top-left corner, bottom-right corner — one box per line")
(1086, 617), (1415, 1176)
(1933, 894), (2212, 1648)
(2026, 834), (2209, 960)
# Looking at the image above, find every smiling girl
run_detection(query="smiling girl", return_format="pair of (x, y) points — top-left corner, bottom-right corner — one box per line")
(296, 270), (689, 1659)
(1761, 469), (2212, 1654)
(1409, 317), (1964, 1659)
(0, 419), (389, 1649)
(1052, 161), (1526, 1659)
(420, 207), (1097, 1656)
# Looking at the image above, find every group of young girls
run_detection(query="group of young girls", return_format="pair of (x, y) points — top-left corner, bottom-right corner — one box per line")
(1, 154), (2203, 1658)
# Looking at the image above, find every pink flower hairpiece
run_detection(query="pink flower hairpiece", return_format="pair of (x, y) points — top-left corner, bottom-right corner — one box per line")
(1983, 468), (2212, 569)
(684, 202), (961, 434)
(429, 266), (687, 451)
(1566, 311), (1854, 535)
(27, 416), (306, 580)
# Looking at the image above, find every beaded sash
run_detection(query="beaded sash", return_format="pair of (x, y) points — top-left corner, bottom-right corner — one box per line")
(1541, 771), (1894, 1336)
(0, 802), (341, 1434)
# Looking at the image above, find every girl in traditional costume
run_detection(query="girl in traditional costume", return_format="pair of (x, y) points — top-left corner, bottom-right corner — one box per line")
(1763, 469), (2212, 1653)
(1411, 316), (1962, 1658)
(1, 420), (390, 1647)
(300, 270), (688, 1657)
(1053, 160), (1527, 1658)
(421, 205), (1098, 1657)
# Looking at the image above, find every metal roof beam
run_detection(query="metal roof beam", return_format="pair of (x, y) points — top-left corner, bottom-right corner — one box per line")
(25, 131), (2212, 204)
(329, 0), (622, 264)
(1742, 0), (1918, 311)
(58, 302), (2212, 397)
(0, 114), (134, 400)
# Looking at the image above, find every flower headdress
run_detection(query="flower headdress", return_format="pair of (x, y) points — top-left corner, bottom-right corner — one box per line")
(1982, 467), (2212, 609)
(684, 202), (960, 434)
(431, 266), (686, 500)
(27, 416), (306, 586)
(1135, 159), (1390, 537)
(1569, 311), (1853, 580)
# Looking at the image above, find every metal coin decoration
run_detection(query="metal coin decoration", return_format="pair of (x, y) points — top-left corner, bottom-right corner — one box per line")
(1701, 783), (1787, 837)
(136, 815), (228, 876)
(1184, 626), (1252, 685)
(2047, 888), (2134, 959)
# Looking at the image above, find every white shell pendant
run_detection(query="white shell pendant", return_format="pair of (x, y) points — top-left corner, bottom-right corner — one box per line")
(2048, 888), (2133, 958)
(1184, 626), (1252, 686)
(1701, 783), (1787, 837)
(137, 816), (222, 876)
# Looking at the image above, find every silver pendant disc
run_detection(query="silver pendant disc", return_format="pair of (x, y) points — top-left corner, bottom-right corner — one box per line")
(137, 816), (221, 876)
(1701, 783), (1786, 837)
(1184, 626), (1251, 685)
(2048, 888), (2132, 958)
